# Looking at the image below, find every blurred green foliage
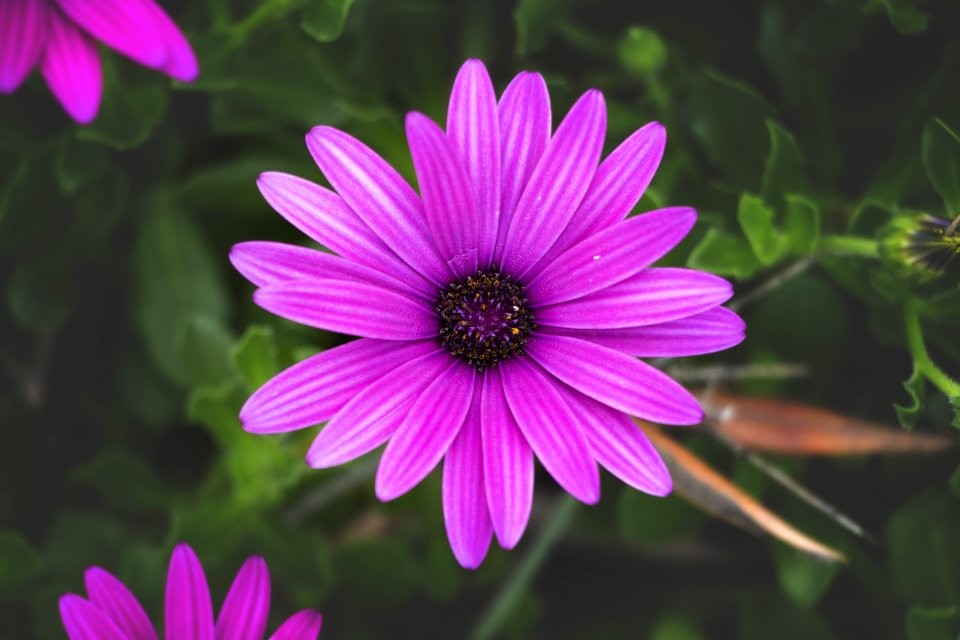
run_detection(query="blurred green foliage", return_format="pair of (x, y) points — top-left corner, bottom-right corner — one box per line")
(1, 0), (959, 638)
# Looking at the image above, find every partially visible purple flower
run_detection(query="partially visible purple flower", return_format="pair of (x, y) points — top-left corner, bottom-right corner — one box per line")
(59, 543), (322, 640)
(232, 59), (745, 569)
(0, 0), (198, 124)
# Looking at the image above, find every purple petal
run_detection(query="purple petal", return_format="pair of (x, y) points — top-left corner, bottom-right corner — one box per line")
(499, 89), (606, 279)
(268, 610), (322, 640)
(447, 59), (500, 268)
(253, 278), (436, 340)
(495, 72), (550, 265)
(545, 307), (746, 357)
(60, 594), (128, 640)
(376, 362), (476, 501)
(40, 8), (101, 124)
(529, 121), (667, 272)
(0, 0), (47, 93)
(526, 207), (696, 306)
(306, 348), (450, 468)
(242, 339), (438, 435)
(525, 333), (703, 426)
(499, 357), (600, 504)
(568, 393), (672, 496)
(480, 369), (534, 549)
(305, 126), (451, 286)
(535, 268), (733, 329)
(215, 556), (270, 640)
(442, 385), (493, 568)
(255, 172), (433, 297)
(406, 111), (479, 278)
(54, 0), (168, 69)
(140, 0), (198, 81)
(164, 543), (214, 640)
(230, 241), (427, 301)
(84, 567), (158, 640)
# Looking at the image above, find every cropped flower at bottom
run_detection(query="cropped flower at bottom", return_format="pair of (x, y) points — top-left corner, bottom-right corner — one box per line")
(232, 59), (745, 569)
(59, 544), (322, 640)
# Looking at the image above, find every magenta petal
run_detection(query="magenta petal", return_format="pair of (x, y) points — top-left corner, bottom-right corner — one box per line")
(499, 358), (600, 504)
(447, 59), (500, 268)
(480, 369), (534, 549)
(536, 268), (733, 329)
(495, 71), (550, 265)
(546, 307), (746, 357)
(55, 0), (168, 69)
(530, 121), (667, 272)
(499, 89), (606, 279)
(253, 278), (436, 340)
(306, 349), (449, 468)
(376, 362), (476, 501)
(268, 610), (323, 640)
(40, 8), (101, 124)
(525, 333), (703, 426)
(569, 394), (672, 496)
(242, 339), (438, 435)
(406, 111), (479, 278)
(230, 241), (427, 300)
(305, 126), (451, 285)
(164, 544), (214, 640)
(60, 594), (128, 640)
(527, 207), (696, 306)
(0, 0), (47, 93)
(140, 0), (198, 81)
(442, 386), (494, 569)
(84, 568), (158, 640)
(255, 172), (433, 297)
(215, 556), (270, 640)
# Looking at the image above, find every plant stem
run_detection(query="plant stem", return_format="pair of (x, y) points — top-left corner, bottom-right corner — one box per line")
(473, 496), (579, 640)
(817, 234), (880, 258)
(904, 301), (960, 398)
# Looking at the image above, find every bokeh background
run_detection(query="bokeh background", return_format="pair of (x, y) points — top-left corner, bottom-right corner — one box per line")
(2, 0), (960, 638)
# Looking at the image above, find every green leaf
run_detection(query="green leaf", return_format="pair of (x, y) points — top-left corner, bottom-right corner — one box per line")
(55, 137), (110, 195)
(76, 60), (169, 151)
(782, 195), (820, 254)
(301, 0), (356, 43)
(513, 0), (568, 55)
(689, 70), (774, 189)
(906, 606), (960, 640)
(134, 204), (230, 386)
(617, 491), (704, 544)
(618, 26), (667, 76)
(650, 616), (704, 640)
(863, 0), (929, 35)
(888, 490), (960, 605)
(0, 529), (43, 592)
(950, 464), (960, 498)
(174, 313), (235, 388)
(922, 117), (960, 215)
(72, 450), (171, 512)
(738, 193), (782, 265)
(230, 325), (281, 390)
(8, 247), (79, 332)
(688, 228), (762, 279)
(762, 120), (806, 208)
(895, 366), (926, 428)
(773, 543), (840, 608)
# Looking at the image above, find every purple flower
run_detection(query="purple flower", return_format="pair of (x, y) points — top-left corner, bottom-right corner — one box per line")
(0, 0), (198, 124)
(59, 543), (323, 640)
(231, 59), (745, 568)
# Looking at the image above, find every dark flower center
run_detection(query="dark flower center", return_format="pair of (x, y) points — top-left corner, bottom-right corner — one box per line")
(436, 270), (535, 370)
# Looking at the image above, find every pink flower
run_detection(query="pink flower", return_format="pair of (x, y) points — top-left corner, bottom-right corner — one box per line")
(59, 543), (323, 640)
(232, 59), (745, 569)
(0, 0), (198, 124)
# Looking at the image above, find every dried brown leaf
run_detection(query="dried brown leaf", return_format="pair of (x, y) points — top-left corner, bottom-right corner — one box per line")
(639, 420), (846, 563)
(703, 392), (954, 455)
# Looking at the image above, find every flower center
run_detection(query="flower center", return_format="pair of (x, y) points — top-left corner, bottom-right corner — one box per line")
(436, 270), (535, 370)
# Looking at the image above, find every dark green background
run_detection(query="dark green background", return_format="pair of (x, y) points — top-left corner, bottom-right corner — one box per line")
(2, 0), (959, 638)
